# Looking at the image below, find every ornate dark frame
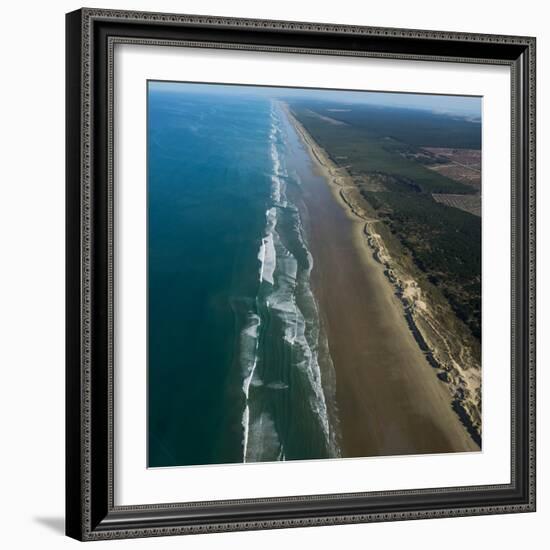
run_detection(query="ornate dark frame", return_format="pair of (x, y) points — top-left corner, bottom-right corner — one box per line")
(66, 7), (536, 541)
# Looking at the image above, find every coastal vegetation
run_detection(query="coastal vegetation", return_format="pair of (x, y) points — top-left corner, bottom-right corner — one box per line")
(289, 101), (482, 344)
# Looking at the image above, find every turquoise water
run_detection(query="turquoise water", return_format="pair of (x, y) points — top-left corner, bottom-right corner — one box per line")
(147, 82), (339, 467)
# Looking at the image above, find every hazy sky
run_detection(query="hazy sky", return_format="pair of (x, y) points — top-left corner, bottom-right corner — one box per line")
(149, 80), (481, 118)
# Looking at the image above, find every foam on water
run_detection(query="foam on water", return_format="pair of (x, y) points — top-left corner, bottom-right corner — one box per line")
(245, 412), (282, 463)
(240, 101), (339, 462)
(258, 208), (277, 285)
(240, 312), (261, 460)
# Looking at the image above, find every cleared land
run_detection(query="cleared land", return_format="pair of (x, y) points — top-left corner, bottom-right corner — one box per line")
(423, 147), (481, 190)
(433, 193), (481, 217)
(424, 147), (482, 171)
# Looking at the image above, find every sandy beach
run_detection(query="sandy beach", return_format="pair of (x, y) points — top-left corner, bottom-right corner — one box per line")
(285, 105), (479, 456)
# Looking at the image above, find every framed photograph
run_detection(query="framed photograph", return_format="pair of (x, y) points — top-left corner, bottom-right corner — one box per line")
(66, 8), (536, 541)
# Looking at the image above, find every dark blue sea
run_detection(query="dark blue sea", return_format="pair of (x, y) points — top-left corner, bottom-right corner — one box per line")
(147, 82), (339, 467)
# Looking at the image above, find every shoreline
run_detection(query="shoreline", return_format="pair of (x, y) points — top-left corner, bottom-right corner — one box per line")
(281, 102), (480, 455)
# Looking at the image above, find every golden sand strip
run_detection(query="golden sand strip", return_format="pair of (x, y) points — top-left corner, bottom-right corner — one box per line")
(282, 103), (480, 456)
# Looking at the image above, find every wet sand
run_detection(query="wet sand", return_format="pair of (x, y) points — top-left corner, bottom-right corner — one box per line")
(286, 106), (479, 457)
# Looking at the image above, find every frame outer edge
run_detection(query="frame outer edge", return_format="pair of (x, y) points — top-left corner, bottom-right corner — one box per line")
(81, 5), (95, 540)
(527, 35), (536, 512)
(70, 8), (537, 540)
(65, 8), (85, 542)
(80, 6), (535, 44)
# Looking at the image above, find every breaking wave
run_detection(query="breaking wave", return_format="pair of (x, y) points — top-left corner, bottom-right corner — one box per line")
(239, 101), (340, 463)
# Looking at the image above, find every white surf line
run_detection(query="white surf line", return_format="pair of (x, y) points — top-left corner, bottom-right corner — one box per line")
(242, 314), (261, 462)
(257, 237), (266, 282)
(242, 108), (280, 461)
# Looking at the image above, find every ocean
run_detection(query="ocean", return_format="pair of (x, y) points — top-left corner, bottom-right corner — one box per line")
(147, 82), (339, 467)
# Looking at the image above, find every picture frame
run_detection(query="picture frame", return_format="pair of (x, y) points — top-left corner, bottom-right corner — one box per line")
(65, 7), (536, 541)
